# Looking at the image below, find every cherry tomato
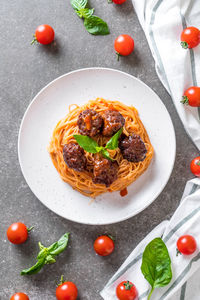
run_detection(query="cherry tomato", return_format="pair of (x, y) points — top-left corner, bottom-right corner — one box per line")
(56, 281), (78, 300)
(177, 235), (197, 255)
(181, 26), (200, 49)
(116, 281), (138, 300)
(94, 235), (114, 256)
(32, 24), (55, 45)
(10, 293), (29, 300)
(181, 86), (200, 107)
(114, 35), (134, 60)
(190, 156), (200, 177)
(7, 222), (28, 244)
(112, 0), (127, 4)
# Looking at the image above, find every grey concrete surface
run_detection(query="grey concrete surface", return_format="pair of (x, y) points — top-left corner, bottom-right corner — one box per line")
(0, 0), (198, 299)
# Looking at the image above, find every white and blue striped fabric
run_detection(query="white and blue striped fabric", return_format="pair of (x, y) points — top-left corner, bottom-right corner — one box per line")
(131, 0), (200, 149)
(100, 178), (200, 299)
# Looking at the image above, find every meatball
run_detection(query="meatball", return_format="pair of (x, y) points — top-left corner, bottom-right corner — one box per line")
(102, 110), (125, 136)
(77, 109), (103, 137)
(63, 143), (86, 172)
(119, 134), (147, 162)
(92, 158), (118, 187)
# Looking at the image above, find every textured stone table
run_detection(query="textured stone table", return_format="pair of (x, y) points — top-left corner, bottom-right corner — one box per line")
(0, 0), (198, 299)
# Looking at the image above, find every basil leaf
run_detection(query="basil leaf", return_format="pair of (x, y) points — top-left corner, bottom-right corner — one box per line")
(21, 233), (70, 276)
(38, 242), (45, 252)
(76, 8), (94, 18)
(141, 238), (172, 299)
(45, 255), (56, 264)
(37, 247), (47, 260)
(84, 16), (110, 35)
(96, 146), (104, 153)
(101, 149), (113, 161)
(73, 135), (98, 153)
(106, 128), (123, 150)
(47, 233), (70, 256)
(21, 258), (46, 275)
(70, 0), (87, 11)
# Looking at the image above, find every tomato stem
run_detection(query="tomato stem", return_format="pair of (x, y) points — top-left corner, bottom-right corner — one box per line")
(181, 95), (189, 105)
(57, 275), (65, 286)
(181, 41), (188, 49)
(60, 275), (64, 284)
(31, 34), (37, 45)
(31, 39), (37, 45)
(107, 234), (115, 241)
(176, 248), (182, 256)
(107, 0), (113, 3)
(123, 281), (133, 290)
(196, 160), (200, 166)
(116, 52), (121, 61)
(27, 226), (34, 233)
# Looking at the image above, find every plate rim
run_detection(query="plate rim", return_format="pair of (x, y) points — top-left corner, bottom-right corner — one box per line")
(18, 67), (176, 225)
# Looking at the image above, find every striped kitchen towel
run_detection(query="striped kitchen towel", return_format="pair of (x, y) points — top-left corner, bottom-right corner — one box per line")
(132, 0), (200, 149)
(100, 178), (200, 299)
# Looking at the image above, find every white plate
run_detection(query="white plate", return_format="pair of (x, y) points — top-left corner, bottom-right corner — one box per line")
(18, 68), (176, 225)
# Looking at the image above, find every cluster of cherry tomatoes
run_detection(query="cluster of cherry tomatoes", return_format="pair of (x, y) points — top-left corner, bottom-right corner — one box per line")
(7, 221), (199, 300)
(32, 26), (200, 107)
(9, 2), (200, 299)
(32, 27), (135, 62)
(6, 222), (115, 299)
(180, 26), (200, 107)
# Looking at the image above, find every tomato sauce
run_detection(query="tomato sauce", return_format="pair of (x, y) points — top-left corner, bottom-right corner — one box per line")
(120, 188), (128, 197)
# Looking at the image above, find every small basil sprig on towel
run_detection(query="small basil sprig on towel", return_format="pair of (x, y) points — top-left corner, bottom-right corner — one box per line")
(73, 127), (123, 160)
(21, 233), (70, 275)
(141, 238), (172, 300)
(70, 0), (110, 35)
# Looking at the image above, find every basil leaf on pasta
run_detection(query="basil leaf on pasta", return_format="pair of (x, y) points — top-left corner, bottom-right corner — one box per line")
(106, 128), (123, 150)
(73, 135), (99, 153)
(101, 149), (113, 161)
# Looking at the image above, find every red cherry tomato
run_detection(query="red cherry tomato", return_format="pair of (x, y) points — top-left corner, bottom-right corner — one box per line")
(10, 293), (29, 300)
(181, 26), (200, 49)
(112, 0), (127, 4)
(114, 35), (134, 60)
(116, 281), (138, 300)
(94, 235), (114, 256)
(56, 282), (78, 300)
(33, 24), (55, 45)
(7, 222), (28, 244)
(177, 235), (197, 255)
(181, 86), (200, 107)
(190, 156), (200, 177)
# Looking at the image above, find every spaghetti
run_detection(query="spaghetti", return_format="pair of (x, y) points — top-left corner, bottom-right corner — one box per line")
(48, 98), (154, 197)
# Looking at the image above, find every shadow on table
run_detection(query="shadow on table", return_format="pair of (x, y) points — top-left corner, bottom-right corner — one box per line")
(119, 47), (141, 68)
(111, 1), (134, 16)
(36, 38), (61, 56)
(12, 231), (39, 258)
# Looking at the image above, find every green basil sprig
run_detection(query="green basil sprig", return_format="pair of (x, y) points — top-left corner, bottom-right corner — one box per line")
(70, 0), (110, 35)
(71, 0), (87, 10)
(76, 8), (94, 19)
(21, 233), (70, 275)
(74, 127), (123, 160)
(141, 238), (172, 300)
